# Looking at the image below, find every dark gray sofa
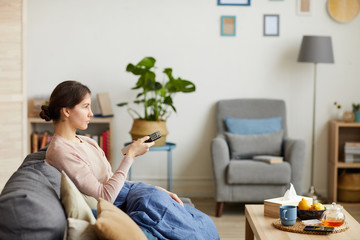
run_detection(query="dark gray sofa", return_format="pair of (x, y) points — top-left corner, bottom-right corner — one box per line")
(0, 148), (194, 239)
(0, 148), (66, 239)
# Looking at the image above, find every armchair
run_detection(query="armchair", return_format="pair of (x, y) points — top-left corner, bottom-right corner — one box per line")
(211, 99), (305, 217)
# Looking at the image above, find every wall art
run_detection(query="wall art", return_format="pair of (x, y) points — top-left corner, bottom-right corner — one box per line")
(221, 16), (236, 36)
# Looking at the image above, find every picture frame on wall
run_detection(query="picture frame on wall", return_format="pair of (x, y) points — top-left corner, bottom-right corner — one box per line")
(221, 16), (236, 36)
(218, 0), (251, 6)
(263, 14), (279, 36)
(297, 0), (311, 16)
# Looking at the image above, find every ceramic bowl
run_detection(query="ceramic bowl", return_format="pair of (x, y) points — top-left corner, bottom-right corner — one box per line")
(297, 207), (325, 220)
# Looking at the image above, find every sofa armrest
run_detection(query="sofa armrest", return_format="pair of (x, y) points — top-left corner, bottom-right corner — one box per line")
(211, 135), (231, 201)
(284, 138), (306, 194)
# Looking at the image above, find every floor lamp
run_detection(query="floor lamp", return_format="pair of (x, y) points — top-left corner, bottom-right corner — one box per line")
(297, 36), (334, 203)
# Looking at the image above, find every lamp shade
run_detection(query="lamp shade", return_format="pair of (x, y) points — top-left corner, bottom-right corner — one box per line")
(298, 36), (334, 64)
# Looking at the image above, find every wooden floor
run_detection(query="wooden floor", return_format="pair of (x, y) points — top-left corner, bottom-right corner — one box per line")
(191, 198), (360, 240)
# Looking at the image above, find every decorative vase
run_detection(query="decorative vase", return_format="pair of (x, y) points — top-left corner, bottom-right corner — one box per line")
(337, 109), (344, 121)
(354, 111), (360, 123)
(343, 111), (355, 123)
(129, 119), (168, 146)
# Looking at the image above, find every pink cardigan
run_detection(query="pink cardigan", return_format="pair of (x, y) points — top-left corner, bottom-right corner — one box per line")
(46, 134), (133, 203)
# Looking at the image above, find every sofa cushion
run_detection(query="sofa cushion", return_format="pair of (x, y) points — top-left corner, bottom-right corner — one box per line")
(66, 218), (97, 240)
(0, 151), (66, 240)
(224, 116), (282, 135)
(95, 198), (147, 240)
(225, 130), (284, 159)
(60, 171), (96, 224)
(227, 160), (291, 184)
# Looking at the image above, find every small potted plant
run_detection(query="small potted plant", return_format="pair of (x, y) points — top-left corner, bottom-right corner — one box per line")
(352, 103), (360, 122)
(117, 56), (196, 146)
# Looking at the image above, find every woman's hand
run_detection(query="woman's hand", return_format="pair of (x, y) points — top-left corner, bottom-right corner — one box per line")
(126, 136), (154, 158)
(156, 186), (184, 207)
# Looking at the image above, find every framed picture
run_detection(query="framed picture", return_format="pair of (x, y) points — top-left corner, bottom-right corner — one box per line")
(218, 0), (251, 6)
(263, 15), (279, 36)
(221, 16), (236, 36)
(297, 0), (311, 16)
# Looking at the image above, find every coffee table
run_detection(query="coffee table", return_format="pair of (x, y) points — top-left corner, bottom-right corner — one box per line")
(245, 204), (360, 240)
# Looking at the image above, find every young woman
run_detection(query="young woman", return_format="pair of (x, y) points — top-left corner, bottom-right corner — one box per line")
(41, 81), (219, 240)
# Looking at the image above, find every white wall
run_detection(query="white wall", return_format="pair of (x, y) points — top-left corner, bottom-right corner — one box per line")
(27, 0), (360, 198)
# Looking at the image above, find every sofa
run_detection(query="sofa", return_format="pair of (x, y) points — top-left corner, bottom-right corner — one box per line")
(0, 148), (66, 239)
(0, 148), (194, 239)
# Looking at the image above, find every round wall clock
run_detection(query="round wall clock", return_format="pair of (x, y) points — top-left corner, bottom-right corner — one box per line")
(328, 0), (360, 23)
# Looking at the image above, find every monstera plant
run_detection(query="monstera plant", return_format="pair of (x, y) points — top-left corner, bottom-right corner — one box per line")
(117, 56), (196, 146)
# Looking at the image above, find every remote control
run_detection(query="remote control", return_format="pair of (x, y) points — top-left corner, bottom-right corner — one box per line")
(121, 131), (162, 155)
(144, 131), (161, 143)
(304, 226), (334, 233)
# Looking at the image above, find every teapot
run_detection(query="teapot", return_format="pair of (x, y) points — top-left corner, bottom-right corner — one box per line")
(321, 202), (345, 227)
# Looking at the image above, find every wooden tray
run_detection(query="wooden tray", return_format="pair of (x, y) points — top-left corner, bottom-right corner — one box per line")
(272, 219), (349, 235)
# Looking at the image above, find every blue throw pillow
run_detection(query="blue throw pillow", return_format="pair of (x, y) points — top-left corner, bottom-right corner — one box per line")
(224, 116), (282, 135)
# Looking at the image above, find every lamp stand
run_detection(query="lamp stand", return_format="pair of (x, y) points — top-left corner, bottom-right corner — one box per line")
(304, 63), (323, 203)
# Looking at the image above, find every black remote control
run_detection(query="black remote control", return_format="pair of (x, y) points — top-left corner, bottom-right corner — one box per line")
(144, 131), (161, 143)
(304, 226), (334, 233)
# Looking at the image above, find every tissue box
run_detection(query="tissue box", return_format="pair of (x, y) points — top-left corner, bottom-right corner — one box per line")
(264, 196), (313, 218)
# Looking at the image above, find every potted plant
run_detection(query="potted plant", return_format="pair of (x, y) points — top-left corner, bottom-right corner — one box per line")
(352, 103), (360, 122)
(117, 56), (196, 146)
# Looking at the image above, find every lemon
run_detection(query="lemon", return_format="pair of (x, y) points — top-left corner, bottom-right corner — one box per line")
(310, 202), (325, 211)
(298, 198), (311, 210)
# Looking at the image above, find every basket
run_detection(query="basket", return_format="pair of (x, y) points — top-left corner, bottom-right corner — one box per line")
(338, 172), (360, 202)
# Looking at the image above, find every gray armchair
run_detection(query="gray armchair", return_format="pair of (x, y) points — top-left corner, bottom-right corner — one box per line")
(211, 99), (305, 217)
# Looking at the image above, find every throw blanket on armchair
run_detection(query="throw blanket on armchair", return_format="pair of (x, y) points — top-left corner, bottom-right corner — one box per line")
(114, 182), (219, 240)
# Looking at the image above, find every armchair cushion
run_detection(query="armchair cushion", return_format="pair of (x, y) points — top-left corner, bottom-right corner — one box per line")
(224, 116), (282, 135)
(227, 160), (291, 184)
(225, 130), (284, 159)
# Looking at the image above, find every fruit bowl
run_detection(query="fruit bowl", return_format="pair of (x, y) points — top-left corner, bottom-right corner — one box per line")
(297, 207), (325, 220)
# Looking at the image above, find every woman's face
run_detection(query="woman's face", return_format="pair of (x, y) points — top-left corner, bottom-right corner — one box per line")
(67, 93), (93, 130)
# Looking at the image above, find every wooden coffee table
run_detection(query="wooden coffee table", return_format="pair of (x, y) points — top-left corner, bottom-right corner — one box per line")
(245, 204), (360, 240)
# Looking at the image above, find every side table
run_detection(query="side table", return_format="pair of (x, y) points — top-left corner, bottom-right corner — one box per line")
(124, 142), (176, 191)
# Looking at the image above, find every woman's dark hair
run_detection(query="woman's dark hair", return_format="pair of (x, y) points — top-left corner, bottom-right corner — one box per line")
(39, 81), (91, 122)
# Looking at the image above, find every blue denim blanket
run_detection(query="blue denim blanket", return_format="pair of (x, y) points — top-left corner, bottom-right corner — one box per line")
(114, 182), (219, 240)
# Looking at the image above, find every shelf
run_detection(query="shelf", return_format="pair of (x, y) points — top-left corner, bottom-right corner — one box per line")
(337, 162), (360, 168)
(330, 120), (360, 127)
(328, 120), (360, 203)
(27, 117), (114, 166)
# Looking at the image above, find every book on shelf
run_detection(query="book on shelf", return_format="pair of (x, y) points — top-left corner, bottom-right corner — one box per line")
(344, 153), (360, 163)
(31, 132), (38, 153)
(345, 142), (360, 147)
(102, 129), (111, 159)
(345, 149), (360, 154)
(89, 130), (111, 161)
(31, 132), (52, 153)
(96, 92), (114, 117)
(252, 155), (283, 164)
(40, 132), (48, 149)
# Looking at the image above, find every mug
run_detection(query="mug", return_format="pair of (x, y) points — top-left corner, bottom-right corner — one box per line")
(280, 205), (297, 226)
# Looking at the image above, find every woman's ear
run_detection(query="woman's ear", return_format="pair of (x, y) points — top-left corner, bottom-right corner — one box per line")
(61, 107), (70, 118)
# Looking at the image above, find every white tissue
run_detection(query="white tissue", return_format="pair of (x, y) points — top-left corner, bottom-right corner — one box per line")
(282, 183), (297, 201)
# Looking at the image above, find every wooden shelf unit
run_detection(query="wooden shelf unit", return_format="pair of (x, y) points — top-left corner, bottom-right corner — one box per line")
(328, 120), (360, 203)
(27, 117), (114, 165)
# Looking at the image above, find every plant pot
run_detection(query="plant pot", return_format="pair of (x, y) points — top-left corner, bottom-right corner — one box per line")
(129, 119), (168, 146)
(354, 111), (360, 123)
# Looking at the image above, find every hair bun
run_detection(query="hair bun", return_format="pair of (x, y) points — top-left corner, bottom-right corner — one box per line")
(39, 105), (52, 121)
